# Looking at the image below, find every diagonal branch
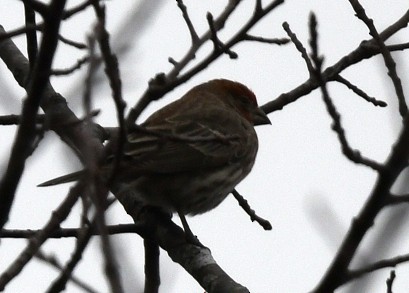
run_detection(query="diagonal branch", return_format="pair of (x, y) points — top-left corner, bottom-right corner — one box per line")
(348, 0), (407, 117)
(0, 18), (248, 293)
(0, 183), (81, 290)
(262, 9), (409, 114)
(0, 224), (144, 239)
(282, 21), (314, 74)
(0, 0), (67, 229)
(114, 192), (250, 293)
(176, 0), (199, 44)
(308, 12), (409, 292)
(312, 59), (409, 293)
(286, 13), (383, 171)
(232, 189), (272, 230)
(126, 0), (286, 125)
(333, 75), (387, 107)
(345, 254), (408, 283)
(36, 250), (100, 293)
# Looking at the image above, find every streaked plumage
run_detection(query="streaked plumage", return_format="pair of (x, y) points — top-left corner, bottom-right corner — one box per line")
(39, 79), (270, 216)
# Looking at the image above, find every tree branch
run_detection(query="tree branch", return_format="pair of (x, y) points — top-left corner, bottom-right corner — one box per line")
(0, 0), (67, 229)
(348, 0), (407, 117)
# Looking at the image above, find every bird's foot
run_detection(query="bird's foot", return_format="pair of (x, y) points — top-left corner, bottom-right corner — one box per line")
(178, 212), (206, 248)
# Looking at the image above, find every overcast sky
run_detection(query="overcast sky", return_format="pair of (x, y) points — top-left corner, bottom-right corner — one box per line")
(1, 1), (409, 292)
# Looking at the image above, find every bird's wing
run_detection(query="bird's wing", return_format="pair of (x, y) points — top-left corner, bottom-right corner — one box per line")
(119, 114), (249, 174)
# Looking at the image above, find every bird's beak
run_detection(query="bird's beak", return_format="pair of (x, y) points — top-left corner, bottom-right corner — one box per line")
(252, 107), (271, 126)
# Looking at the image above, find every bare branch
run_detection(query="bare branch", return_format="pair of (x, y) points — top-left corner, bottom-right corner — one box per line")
(334, 75), (387, 107)
(312, 73), (409, 293)
(0, 114), (45, 125)
(23, 1), (38, 69)
(310, 13), (383, 171)
(0, 224), (144, 239)
(207, 12), (238, 59)
(385, 194), (409, 205)
(308, 15), (409, 291)
(115, 195), (250, 293)
(63, 0), (93, 19)
(144, 240), (160, 293)
(255, 0), (262, 13)
(21, 0), (48, 16)
(262, 10), (409, 114)
(176, 0), (199, 44)
(0, 0), (67, 230)
(232, 189), (272, 230)
(387, 42), (409, 51)
(46, 226), (93, 293)
(282, 21), (314, 74)
(127, 0), (285, 124)
(58, 34), (87, 49)
(92, 1), (127, 187)
(346, 256), (404, 283)
(36, 250), (100, 293)
(348, 0), (407, 117)
(243, 34), (289, 45)
(387, 270), (396, 293)
(0, 182), (81, 290)
(51, 55), (90, 75)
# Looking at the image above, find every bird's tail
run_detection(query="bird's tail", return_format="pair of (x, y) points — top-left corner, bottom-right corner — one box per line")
(37, 170), (85, 187)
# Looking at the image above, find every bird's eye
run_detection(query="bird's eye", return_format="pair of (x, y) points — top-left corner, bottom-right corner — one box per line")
(237, 95), (254, 106)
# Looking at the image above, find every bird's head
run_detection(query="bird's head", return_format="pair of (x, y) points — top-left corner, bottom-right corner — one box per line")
(203, 79), (271, 126)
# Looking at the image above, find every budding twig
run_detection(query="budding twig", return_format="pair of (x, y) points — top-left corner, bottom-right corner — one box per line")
(333, 75), (387, 107)
(232, 189), (272, 230)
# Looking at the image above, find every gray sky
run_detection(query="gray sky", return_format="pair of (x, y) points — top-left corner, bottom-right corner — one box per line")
(0, 0), (408, 292)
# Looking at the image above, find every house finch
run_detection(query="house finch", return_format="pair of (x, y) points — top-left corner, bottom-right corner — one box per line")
(39, 79), (270, 241)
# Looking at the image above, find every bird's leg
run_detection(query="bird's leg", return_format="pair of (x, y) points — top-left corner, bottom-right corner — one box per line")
(177, 211), (204, 247)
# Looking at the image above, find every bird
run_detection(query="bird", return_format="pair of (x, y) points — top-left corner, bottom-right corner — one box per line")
(39, 79), (271, 243)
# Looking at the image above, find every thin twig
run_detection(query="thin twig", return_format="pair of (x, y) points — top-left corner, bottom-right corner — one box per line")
(36, 250), (100, 293)
(51, 55), (90, 75)
(0, 114), (45, 125)
(232, 189), (272, 230)
(282, 22), (314, 74)
(21, 0), (48, 16)
(46, 222), (94, 292)
(313, 44), (409, 293)
(348, 0), (407, 117)
(89, 3), (125, 293)
(347, 256), (404, 283)
(387, 42), (409, 51)
(23, 1), (38, 70)
(308, 14), (383, 171)
(262, 10), (409, 115)
(255, 0), (262, 13)
(0, 24), (41, 42)
(243, 34), (289, 45)
(176, 0), (199, 44)
(58, 34), (87, 49)
(83, 36), (96, 120)
(0, 182), (81, 290)
(386, 270), (396, 293)
(0, 0), (67, 229)
(334, 75), (387, 107)
(385, 194), (409, 205)
(127, 0), (286, 124)
(92, 1), (127, 187)
(0, 224), (146, 239)
(206, 12), (238, 59)
(313, 117), (409, 292)
(63, 0), (93, 19)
